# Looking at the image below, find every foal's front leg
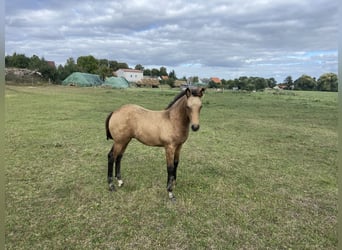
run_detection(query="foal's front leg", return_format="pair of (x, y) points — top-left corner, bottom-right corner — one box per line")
(165, 146), (176, 200)
(173, 144), (182, 186)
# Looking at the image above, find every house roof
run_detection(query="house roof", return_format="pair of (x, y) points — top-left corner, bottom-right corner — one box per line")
(210, 77), (221, 84)
(116, 68), (143, 73)
(46, 61), (56, 68)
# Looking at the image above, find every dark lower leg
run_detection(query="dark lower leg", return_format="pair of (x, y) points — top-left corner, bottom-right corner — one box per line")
(115, 154), (123, 187)
(107, 146), (115, 191)
(167, 165), (175, 199)
(173, 160), (179, 182)
(165, 146), (176, 200)
(173, 145), (182, 185)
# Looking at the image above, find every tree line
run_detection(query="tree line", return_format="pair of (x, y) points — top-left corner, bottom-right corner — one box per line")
(282, 74), (338, 92)
(5, 53), (338, 91)
(5, 53), (177, 84)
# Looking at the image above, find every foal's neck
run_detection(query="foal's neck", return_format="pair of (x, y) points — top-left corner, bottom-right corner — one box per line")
(168, 96), (189, 125)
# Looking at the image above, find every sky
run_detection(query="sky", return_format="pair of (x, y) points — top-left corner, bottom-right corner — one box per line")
(5, 0), (338, 83)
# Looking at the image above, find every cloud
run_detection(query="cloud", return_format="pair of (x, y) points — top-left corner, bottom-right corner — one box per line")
(5, 0), (338, 82)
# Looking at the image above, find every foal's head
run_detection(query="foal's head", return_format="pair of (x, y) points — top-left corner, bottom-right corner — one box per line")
(185, 88), (205, 131)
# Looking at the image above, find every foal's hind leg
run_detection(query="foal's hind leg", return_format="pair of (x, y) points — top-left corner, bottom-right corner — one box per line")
(107, 145), (116, 191)
(115, 154), (124, 187)
(113, 141), (130, 188)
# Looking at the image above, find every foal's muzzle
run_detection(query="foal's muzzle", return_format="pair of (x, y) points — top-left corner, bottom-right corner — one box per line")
(191, 124), (200, 131)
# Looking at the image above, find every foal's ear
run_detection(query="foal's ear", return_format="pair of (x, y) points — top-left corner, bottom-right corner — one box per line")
(199, 88), (205, 97)
(185, 88), (191, 98)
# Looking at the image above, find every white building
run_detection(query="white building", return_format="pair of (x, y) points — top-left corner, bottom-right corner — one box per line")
(115, 69), (143, 82)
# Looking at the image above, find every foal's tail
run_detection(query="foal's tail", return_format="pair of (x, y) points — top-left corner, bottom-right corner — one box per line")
(105, 112), (113, 140)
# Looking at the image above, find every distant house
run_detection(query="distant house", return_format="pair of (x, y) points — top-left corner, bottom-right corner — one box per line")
(46, 61), (56, 68)
(276, 84), (294, 90)
(115, 68), (143, 82)
(210, 77), (221, 85)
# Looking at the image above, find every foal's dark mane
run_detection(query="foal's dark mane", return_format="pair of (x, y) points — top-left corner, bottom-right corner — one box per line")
(165, 88), (202, 110)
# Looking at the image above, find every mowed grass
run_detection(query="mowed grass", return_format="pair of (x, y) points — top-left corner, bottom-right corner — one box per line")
(5, 86), (337, 249)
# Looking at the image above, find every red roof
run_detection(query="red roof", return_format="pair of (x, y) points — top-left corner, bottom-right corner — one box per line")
(46, 61), (56, 68)
(211, 77), (221, 84)
(117, 68), (143, 73)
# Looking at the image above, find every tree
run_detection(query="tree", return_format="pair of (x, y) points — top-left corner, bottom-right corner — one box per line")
(247, 84), (256, 91)
(143, 69), (151, 76)
(316, 73), (338, 92)
(96, 59), (112, 80)
(168, 70), (177, 80)
(267, 77), (277, 88)
(56, 57), (79, 82)
(77, 55), (98, 73)
(28, 55), (43, 70)
(225, 79), (235, 89)
(109, 60), (119, 71)
(159, 66), (168, 76)
(56, 65), (66, 83)
(294, 75), (316, 90)
(151, 68), (160, 77)
(5, 55), (10, 66)
(97, 65), (112, 81)
(39, 59), (57, 82)
(65, 57), (78, 71)
(135, 64), (144, 71)
(208, 80), (219, 88)
(165, 78), (176, 88)
(5, 53), (30, 68)
(117, 62), (129, 69)
(284, 76), (293, 89)
(238, 76), (248, 90)
(98, 59), (109, 68)
(189, 76), (199, 83)
(254, 77), (267, 91)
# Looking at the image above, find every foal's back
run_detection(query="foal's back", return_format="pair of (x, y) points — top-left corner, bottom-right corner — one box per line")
(108, 104), (171, 146)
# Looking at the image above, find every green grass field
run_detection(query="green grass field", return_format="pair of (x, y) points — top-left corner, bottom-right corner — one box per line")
(5, 86), (337, 249)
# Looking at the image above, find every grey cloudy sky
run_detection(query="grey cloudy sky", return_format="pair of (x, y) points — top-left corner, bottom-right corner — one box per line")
(5, 0), (338, 82)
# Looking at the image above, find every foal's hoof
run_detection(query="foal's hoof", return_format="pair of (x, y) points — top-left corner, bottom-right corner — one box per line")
(168, 192), (176, 202)
(108, 183), (116, 192)
(118, 179), (124, 187)
(170, 196), (177, 203)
